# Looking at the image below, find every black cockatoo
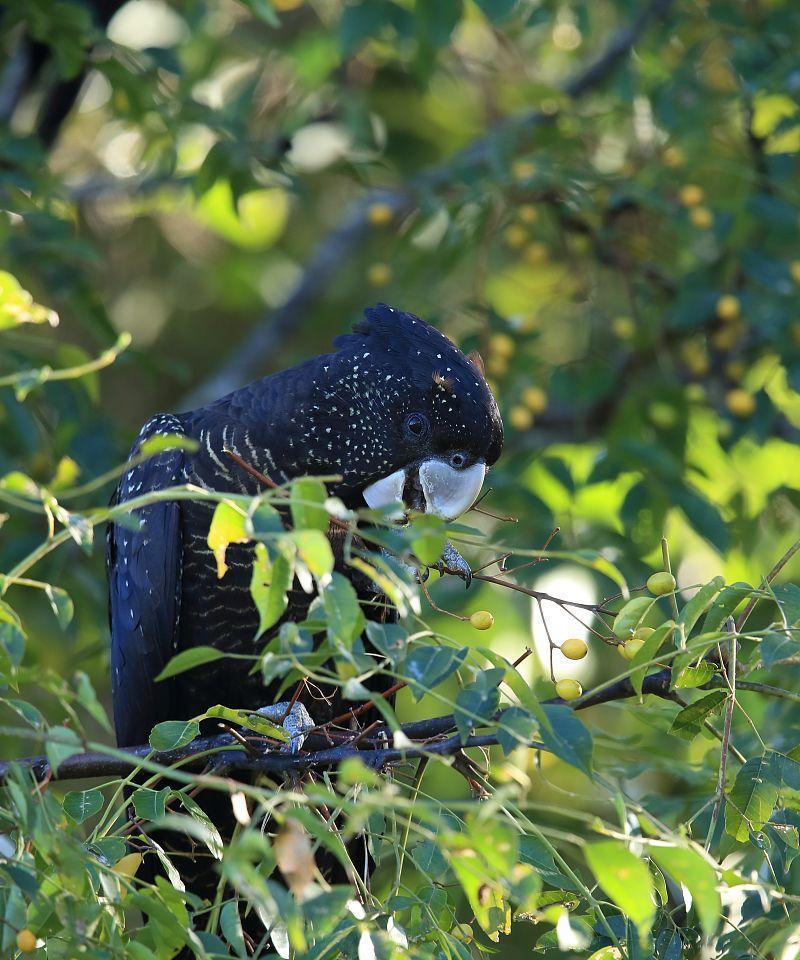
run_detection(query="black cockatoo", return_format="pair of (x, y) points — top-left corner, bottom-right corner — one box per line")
(106, 304), (503, 893)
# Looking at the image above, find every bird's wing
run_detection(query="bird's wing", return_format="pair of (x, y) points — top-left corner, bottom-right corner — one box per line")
(107, 414), (186, 747)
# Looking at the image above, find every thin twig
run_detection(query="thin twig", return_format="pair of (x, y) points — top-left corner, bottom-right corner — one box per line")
(706, 618), (737, 850)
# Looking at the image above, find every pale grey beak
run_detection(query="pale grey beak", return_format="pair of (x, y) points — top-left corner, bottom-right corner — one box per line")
(363, 459), (486, 522)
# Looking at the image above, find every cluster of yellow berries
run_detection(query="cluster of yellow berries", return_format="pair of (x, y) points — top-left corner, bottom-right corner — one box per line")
(678, 184), (713, 229)
(555, 571), (679, 699)
(507, 385), (548, 431)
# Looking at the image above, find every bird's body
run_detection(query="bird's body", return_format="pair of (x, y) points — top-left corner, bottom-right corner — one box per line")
(106, 304), (503, 896)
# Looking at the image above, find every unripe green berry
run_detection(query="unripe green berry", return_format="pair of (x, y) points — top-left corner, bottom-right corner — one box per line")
(555, 678), (582, 701)
(647, 572), (676, 596)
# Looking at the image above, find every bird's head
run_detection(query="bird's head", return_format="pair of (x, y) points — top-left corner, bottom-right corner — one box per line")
(303, 304), (503, 521)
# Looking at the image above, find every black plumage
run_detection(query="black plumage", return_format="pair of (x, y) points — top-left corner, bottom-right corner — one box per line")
(106, 304), (503, 894)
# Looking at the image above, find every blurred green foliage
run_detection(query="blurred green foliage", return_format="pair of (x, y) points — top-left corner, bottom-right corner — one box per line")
(2, 0), (800, 957)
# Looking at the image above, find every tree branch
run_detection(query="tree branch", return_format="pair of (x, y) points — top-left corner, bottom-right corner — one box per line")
(182, 0), (674, 408)
(0, 666), (678, 784)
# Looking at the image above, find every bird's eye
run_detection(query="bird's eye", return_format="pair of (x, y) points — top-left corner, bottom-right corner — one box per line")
(450, 451), (467, 469)
(404, 413), (429, 440)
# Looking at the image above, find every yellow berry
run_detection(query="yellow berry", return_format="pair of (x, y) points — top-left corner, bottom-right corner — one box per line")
(518, 204), (538, 224)
(725, 360), (746, 381)
(621, 637), (645, 660)
(503, 224), (528, 249)
(663, 146), (684, 168)
(522, 386), (548, 413)
(647, 571), (677, 596)
(680, 340), (710, 376)
(616, 643), (628, 659)
(16, 930), (37, 953)
(366, 263), (391, 286)
(790, 261), (800, 285)
(272, 0), (304, 8)
(512, 160), (536, 181)
(523, 242), (549, 265)
(451, 923), (474, 943)
(489, 332), (515, 358)
(716, 295), (740, 321)
(470, 610), (494, 631)
(612, 316), (635, 340)
(367, 202), (393, 227)
(725, 388), (756, 418)
(679, 184), (704, 207)
(555, 678), (582, 701)
(561, 637), (588, 660)
(690, 206), (713, 229)
(508, 405), (533, 430)
(712, 324), (744, 351)
(633, 626), (655, 642)
(486, 354), (509, 377)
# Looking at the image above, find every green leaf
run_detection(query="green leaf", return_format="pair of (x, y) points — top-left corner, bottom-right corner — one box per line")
(207, 501), (248, 578)
(155, 645), (225, 681)
(673, 662), (716, 688)
(322, 572), (364, 650)
(294, 529), (334, 577)
(539, 704), (593, 776)
(220, 901), (247, 956)
(726, 752), (781, 842)
(132, 787), (171, 821)
(138, 433), (199, 456)
(679, 576), (725, 635)
(44, 585), (73, 629)
(669, 691), (727, 741)
(651, 845), (720, 936)
(86, 837), (127, 867)
(290, 476), (329, 533)
(365, 621), (407, 666)
(612, 596), (655, 639)
(585, 840), (655, 944)
(175, 793), (224, 859)
(629, 620), (674, 697)
(63, 788), (104, 824)
(405, 645), (468, 701)
(204, 704), (287, 741)
(453, 668), (503, 743)
(496, 706), (537, 755)
(773, 583), (800, 626)
(149, 720), (200, 751)
(250, 540), (294, 639)
(45, 725), (82, 772)
(702, 583), (752, 633)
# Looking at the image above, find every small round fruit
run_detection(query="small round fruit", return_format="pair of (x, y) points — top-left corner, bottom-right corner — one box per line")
(512, 160), (536, 181)
(272, 0), (304, 8)
(489, 332), (515, 358)
(523, 242), (549, 265)
(648, 401), (677, 429)
(555, 678), (582, 701)
(518, 203), (538, 224)
(633, 626), (655, 642)
(690, 206), (713, 229)
(451, 923), (474, 943)
(470, 610), (495, 631)
(509, 405), (533, 430)
(791, 260), (800, 285)
(679, 184), (704, 207)
(612, 315), (635, 340)
(725, 360), (746, 382)
(561, 638), (588, 660)
(504, 224), (528, 249)
(367, 202), (393, 226)
(726, 388), (756, 417)
(647, 571), (677, 596)
(685, 383), (706, 403)
(716, 294), (740, 321)
(621, 637), (645, 660)
(367, 263), (392, 286)
(16, 930), (37, 954)
(522, 386), (548, 413)
(663, 146), (684, 168)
